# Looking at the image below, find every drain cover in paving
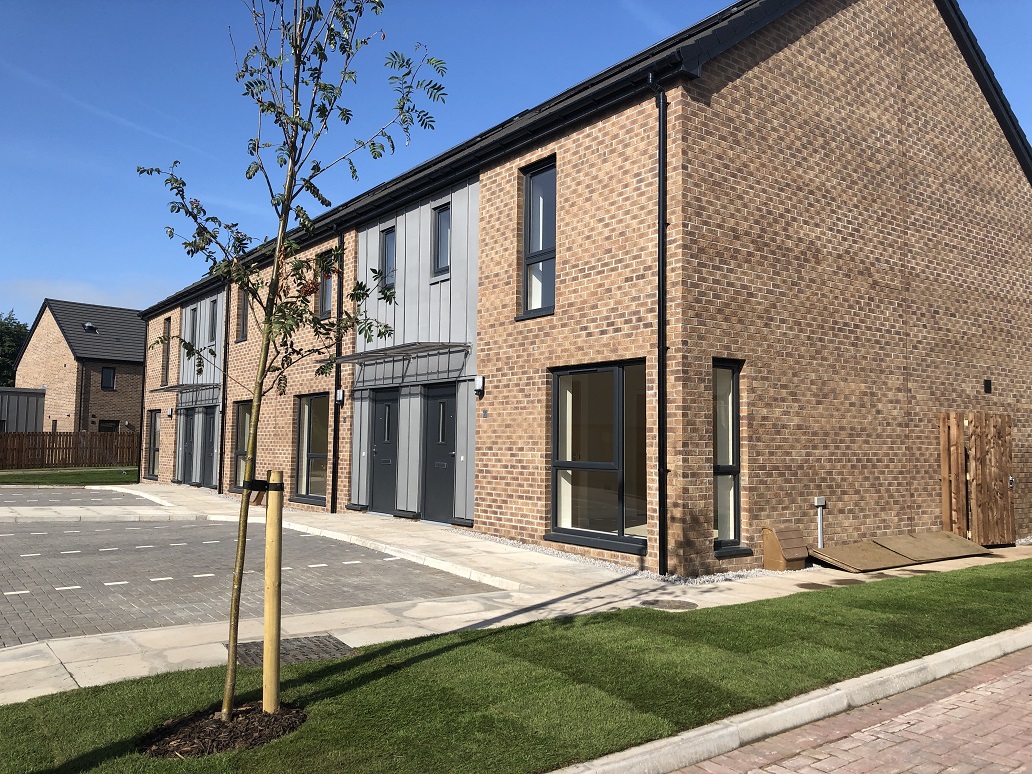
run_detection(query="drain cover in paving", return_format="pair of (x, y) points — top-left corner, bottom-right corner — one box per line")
(233, 635), (358, 667)
(639, 599), (698, 611)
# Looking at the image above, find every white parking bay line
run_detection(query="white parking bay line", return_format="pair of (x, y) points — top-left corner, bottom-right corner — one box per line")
(193, 573), (215, 578)
(136, 545), (155, 549)
(0, 534), (14, 537)
(55, 586), (81, 591)
(150, 577), (173, 582)
(342, 560), (362, 565)
(30, 532), (46, 535)
(104, 581), (128, 586)
(125, 527), (141, 530)
(99, 548), (118, 552)
(383, 557), (401, 561)
(170, 543), (187, 546)
(202, 540), (219, 544)
(4, 590), (30, 596)
(64, 530), (81, 533)
(20, 553), (40, 557)
(308, 563), (328, 568)
(60, 551), (81, 555)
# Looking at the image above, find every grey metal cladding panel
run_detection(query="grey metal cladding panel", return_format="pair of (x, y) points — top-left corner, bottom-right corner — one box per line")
(350, 394), (371, 505)
(465, 180), (479, 374)
(449, 185), (468, 350)
(455, 380), (475, 522)
(396, 387), (422, 512)
(177, 289), (225, 385)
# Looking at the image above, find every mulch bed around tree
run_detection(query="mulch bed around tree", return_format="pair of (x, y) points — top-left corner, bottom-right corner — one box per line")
(138, 701), (306, 758)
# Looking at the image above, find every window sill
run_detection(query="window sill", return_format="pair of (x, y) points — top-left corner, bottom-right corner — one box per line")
(514, 306), (554, 322)
(142, 475), (157, 481)
(545, 530), (646, 555)
(430, 271), (450, 285)
(234, 337), (248, 344)
(713, 544), (753, 559)
(289, 495), (327, 507)
(345, 502), (367, 511)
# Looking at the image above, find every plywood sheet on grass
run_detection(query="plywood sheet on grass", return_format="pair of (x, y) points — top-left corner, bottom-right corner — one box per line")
(807, 542), (912, 573)
(872, 531), (990, 563)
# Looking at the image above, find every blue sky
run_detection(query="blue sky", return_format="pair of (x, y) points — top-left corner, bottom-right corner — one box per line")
(1, 1), (1029, 325)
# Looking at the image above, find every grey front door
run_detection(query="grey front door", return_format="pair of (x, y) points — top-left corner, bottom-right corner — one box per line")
(422, 384), (456, 523)
(370, 390), (399, 514)
(181, 409), (196, 484)
(201, 406), (217, 488)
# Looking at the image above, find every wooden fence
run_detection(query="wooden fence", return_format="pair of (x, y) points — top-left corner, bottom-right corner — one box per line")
(0, 432), (140, 470)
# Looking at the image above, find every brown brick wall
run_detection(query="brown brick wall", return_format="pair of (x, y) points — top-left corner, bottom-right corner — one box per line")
(474, 0), (1032, 575)
(79, 361), (144, 432)
(141, 310), (180, 481)
(15, 308), (80, 432)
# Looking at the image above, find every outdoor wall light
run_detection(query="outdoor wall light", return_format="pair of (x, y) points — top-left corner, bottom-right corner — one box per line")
(474, 375), (485, 399)
(167, 408), (174, 418)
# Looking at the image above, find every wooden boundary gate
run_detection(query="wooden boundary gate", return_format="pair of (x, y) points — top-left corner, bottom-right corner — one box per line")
(940, 411), (1015, 546)
(0, 432), (140, 470)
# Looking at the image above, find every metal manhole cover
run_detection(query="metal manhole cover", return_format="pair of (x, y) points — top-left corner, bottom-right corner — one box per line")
(639, 599), (698, 611)
(232, 635), (358, 667)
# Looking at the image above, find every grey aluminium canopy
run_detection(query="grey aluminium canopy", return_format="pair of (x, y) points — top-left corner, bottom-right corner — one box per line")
(332, 341), (470, 366)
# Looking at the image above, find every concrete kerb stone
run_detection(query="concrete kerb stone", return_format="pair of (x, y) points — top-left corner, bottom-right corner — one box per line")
(554, 622), (1032, 774)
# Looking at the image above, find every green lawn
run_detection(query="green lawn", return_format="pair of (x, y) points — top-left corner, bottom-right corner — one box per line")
(3, 559), (1032, 773)
(0, 467), (138, 486)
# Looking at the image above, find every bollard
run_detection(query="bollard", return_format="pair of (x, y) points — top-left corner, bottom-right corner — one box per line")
(263, 470), (283, 713)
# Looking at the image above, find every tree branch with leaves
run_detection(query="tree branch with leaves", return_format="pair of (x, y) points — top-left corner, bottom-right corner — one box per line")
(139, 0), (444, 721)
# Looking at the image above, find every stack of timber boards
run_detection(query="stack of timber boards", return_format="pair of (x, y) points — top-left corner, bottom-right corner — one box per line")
(808, 531), (990, 573)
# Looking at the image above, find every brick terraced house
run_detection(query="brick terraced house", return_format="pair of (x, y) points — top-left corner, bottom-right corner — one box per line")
(16, 299), (146, 434)
(140, 0), (1032, 576)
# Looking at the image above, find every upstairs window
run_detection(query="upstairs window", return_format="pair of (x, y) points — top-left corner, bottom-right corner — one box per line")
(380, 227), (396, 288)
(522, 162), (556, 316)
(433, 204), (451, 275)
(317, 271), (332, 318)
(236, 287), (248, 341)
(101, 367), (115, 391)
(188, 306), (198, 347)
(208, 299), (218, 343)
(160, 317), (171, 386)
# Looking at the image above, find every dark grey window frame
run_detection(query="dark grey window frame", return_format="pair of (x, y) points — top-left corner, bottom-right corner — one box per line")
(145, 409), (160, 479)
(160, 317), (171, 386)
(518, 159), (556, 320)
(545, 360), (646, 555)
(380, 226), (397, 289)
(208, 299), (218, 343)
(236, 287), (249, 342)
(188, 306), (198, 347)
(317, 271), (332, 319)
(98, 419), (119, 433)
(713, 358), (748, 556)
(101, 367), (116, 391)
(293, 392), (329, 504)
(432, 203), (451, 276)
(230, 400), (252, 492)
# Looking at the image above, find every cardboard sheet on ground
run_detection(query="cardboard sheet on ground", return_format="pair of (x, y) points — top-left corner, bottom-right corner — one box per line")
(872, 531), (991, 563)
(809, 531), (990, 573)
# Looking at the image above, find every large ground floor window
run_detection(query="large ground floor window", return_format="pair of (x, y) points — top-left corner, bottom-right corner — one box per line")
(233, 401), (252, 489)
(296, 393), (329, 501)
(713, 359), (742, 549)
(549, 361), (647, 553)
(145, 410), (160, 478)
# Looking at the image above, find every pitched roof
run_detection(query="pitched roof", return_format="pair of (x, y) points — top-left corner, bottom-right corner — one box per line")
(31, 299), (146, 364)
(140, 273), (224, 319)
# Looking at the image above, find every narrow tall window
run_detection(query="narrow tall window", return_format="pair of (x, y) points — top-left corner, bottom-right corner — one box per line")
(713, 360), (742, 546)
(237, 287), (248, 341)
(433, 204), (451, 275)
(160, 317), (171, 386)
(380, 227), (396, 288)
(208, 299), (218, 343)
(297, 394), (329, 500)
(317, 271), (332, 318)
(234, 401), (252, 488)
(188, 306), (198, 346)
(146, 409), (161, 478)
(101, 367), (115, 391)
(523, 163), (556, 315)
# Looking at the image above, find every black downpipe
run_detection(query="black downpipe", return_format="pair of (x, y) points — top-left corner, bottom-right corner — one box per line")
(217, 283), (231, 493)
(648, 73), (669, 576)
(329, 229), (345, 514)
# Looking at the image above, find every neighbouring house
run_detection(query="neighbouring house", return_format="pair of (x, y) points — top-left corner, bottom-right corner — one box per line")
(139, 276), (228, 487)
(140, 0), (1032, 576)
(0, 387), (45, 432)
(15, 299), (146, 434)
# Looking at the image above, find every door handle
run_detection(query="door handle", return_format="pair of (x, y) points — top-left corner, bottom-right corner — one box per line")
(372, 447), (377, 457)
(450, 452), (456, 457)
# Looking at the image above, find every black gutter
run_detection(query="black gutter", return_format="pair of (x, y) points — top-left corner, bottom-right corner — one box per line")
(647, 74), (670, 576)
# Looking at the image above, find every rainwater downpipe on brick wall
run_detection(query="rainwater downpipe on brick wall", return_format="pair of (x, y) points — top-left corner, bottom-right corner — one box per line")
(648, 72), (670, 576)
(217, 282), (232, 494)
(329, 228), (345, 514)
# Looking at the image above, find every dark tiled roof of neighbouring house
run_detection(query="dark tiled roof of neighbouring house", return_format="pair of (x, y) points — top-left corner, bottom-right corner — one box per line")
(41, 299), (146, 363)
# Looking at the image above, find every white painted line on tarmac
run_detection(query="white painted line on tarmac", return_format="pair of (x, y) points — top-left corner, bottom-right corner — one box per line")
(90, 499), (104, 501)
(60, 551), (81, 554)
(150, 577), (173, 582)
(383, 557), (401, 561)
(202, 540), (219, 544)
(104, 581), (128, 586)
(95, 528), (111, 532)
(26, 500), (38, 503)
(55, 586), (81, 591)
(170, 543), (187, 546)
(99, 548), (118, 552)
(136, 545), (154, 549)
(299, 534), (316, 537)
(19, 553), (40, 557)
(4, 590), (29, 596)
(342, 560), (361, 565)
(125, 526), (141, 529)
(153, 526), (169, 529)
(282, 567), (293, 570)
(64, 530), (80, 533)
(244, 570), (255, 574)
(308, 563), (327, 568)
(69, 499), (82, 502)
(0, 534), (13, 537)
(193, 573), (215, 578)
(30, 531), (46, 535)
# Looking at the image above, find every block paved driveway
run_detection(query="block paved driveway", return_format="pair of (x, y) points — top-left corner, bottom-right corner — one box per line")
(676, 647), (1032, 773)
(0, 518), (489, 647)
